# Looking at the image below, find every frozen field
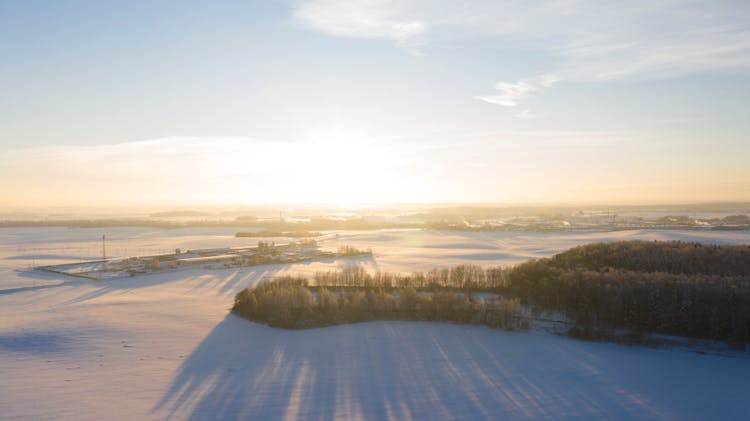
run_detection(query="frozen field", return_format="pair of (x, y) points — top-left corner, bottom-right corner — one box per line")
(1, 228), (749, 420)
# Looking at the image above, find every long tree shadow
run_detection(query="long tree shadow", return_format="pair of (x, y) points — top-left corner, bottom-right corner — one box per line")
(150, 315), (705, 420)
(37, 254), (379, 306)
(151, 315), (332, 420)
(1, 269), (91, 295)
(56, 265), (287, 306)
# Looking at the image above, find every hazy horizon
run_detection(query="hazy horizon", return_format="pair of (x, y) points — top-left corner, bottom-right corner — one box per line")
(2, 1), (749, 207)
(3, 201), (750, 222)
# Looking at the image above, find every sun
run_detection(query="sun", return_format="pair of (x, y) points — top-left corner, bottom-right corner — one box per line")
(291, 128), (400, 205)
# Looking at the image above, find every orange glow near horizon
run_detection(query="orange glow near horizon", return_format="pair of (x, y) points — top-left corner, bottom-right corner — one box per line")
(0, 133), (748, 210)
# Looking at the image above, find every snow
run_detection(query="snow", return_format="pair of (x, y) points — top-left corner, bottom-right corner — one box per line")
(1, 227), (749, 420)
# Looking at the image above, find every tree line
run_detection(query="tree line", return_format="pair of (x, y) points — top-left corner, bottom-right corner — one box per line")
(232, 275), (525, 330)
(233, 241), (750, 344)
(313, 264), (511, 290)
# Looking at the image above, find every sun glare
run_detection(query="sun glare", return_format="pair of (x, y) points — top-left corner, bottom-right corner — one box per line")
(292, 129), (400, 204)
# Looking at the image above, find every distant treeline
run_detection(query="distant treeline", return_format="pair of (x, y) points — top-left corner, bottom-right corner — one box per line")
(411, 204), (750, 221)
(3, 213), (748, 232)
(234, 217), (423, 231)
(426, 214), (750, 232)
(233, 275), (525, 330)
(335, 245), (373, 256)
(0, 219), (187, 228)
(235, 230), (322, 238)
(233, 241), (750, 343)
(0, 218), (423, 230)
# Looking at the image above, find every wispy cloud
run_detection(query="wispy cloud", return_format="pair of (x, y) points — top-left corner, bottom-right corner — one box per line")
(293, 0), (427, 46)
(293, 0), (750, 80)
(474, 73), (561, 116)
(0, 137), (299, 206)
(0, 136), (406, 206)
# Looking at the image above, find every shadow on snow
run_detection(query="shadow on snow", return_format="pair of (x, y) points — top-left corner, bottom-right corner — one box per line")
(151, 316), (684, 420)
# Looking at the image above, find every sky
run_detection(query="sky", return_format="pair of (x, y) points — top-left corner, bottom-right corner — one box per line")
(1, 0), (749, 209)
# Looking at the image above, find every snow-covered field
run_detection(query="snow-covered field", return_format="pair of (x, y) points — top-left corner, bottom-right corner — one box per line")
(1, 228), (749, 420)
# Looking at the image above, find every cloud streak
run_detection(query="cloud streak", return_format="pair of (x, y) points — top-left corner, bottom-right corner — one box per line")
(0, 136), (406, 206)
(293, 0), (750, 80)
(294, 0), (428, 46)
(0, 137), (290, 205)
(474, 73), (561, 116)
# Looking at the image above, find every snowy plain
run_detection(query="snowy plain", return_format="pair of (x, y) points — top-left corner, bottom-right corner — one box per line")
(1, 227), (749, 420)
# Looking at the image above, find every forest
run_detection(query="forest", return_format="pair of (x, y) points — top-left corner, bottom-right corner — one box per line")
(233, 241), (750, 343)
(508, 241), (750, 342)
